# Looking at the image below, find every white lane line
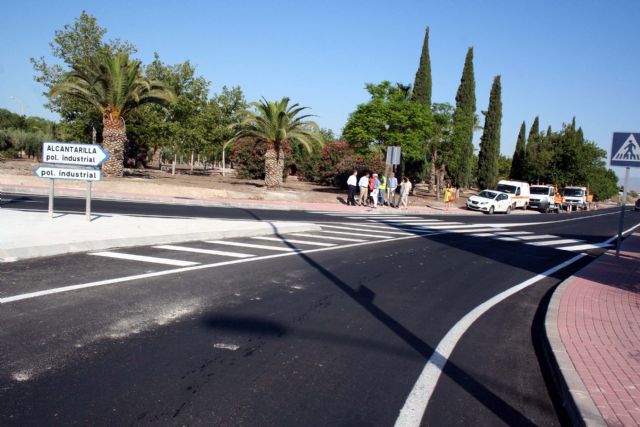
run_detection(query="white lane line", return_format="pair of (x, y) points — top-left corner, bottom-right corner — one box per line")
(0, 231), (447, 304)
(517, 234), (560, 241)
(495, 231), (534, 236)
(469, 233), (498, 237)
(290, 233), (366, 242)
(447, 228), (508, 234)
(317, 230), (394, 239)
(495, 237), (520, 242)
(346, 216), (422, 219)
(379, 219), (442, 223)
(394, 253), (587, 427)
(527, 239), (582, 247)
(252, 237), (336, 247)
(205, 240), (298, 252)
(321, 224), (412, 236)
(558, 242), (613, 251)
(153, 245), (255, 258)
(89, 251), (199, 267)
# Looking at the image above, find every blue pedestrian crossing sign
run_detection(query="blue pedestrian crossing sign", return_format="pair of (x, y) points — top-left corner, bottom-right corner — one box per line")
(611, 132), (640, 167)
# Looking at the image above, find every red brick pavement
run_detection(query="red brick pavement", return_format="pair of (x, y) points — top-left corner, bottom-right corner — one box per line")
(558, 232), (640, 426)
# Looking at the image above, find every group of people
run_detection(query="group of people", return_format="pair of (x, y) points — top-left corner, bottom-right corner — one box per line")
(346, 171), (412, 209)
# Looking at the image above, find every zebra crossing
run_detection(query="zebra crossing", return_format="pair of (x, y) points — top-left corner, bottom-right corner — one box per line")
(86, 212), (612, 268)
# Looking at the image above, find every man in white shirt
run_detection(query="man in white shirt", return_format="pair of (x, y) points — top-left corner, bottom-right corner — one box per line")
(346, 170), (358, 205)
(358, 172), (370, 206)
(387, 172), (398, 207)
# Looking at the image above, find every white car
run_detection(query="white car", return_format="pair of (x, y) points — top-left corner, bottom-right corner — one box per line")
(466, 190), (513, 214)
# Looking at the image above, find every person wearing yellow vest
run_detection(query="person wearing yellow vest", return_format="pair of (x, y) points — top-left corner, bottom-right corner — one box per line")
(378, 174), (387, 206)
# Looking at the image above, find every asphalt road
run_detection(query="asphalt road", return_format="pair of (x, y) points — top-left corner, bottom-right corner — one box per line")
(1, 195), (639, 426)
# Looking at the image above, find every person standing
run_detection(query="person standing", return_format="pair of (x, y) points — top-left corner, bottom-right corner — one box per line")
(358, 172), (370, 206)
(387, 172), (398, 208)
(444, 184), (452, 211)
(400, 176), (412, 210)
(371, 173), (381, 208)
(378, 174), (386, 206)
(346, 170), (358, 206)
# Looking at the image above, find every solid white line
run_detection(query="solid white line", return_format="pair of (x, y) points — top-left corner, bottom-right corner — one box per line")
(88, 251), (199, 266)
(394, 253), (586, 427)
(379, 219), (441, 223)
(346, 216), (422, 220)
(527, 239), (582, 246)
(290, 233), (366, 242)
(205, 240), (297, 252)
(517, 234), (559, 241)
(0, 231), (446, 304)
(317, 230), (394, 239)
(321, 224), (412, 235)
(153, 245), (255, 258)
(252, 236), (336, 247)
(558, 242), (613, 251)
(447, 228), (508, 233)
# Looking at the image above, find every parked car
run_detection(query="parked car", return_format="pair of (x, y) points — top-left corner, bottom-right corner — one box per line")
(635, 198), (640, 211)
(466, 190), (513, 214)
(496, 180), (530, 209)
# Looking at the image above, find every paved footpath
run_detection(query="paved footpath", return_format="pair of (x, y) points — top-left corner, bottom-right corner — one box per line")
(547, 232), (640, 426)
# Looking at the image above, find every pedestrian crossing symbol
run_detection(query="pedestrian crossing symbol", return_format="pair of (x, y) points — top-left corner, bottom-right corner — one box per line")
(611, 132), (640, 167)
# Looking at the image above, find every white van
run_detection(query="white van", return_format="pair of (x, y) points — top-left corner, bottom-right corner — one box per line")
(495, 180), (530, 209)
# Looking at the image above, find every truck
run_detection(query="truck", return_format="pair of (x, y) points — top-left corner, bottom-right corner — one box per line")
(495, 180), (530, 209)
(562, 186), (592, 211)
(529, 185), (562, 213)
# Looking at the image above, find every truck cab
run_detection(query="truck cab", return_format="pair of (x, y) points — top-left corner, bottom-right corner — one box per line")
(562, 186), (589, 210)
(529, 185), (556, 213)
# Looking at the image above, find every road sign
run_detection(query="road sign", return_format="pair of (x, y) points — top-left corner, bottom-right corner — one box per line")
(611, 133), (640, 167)
(34, 166), (102, 181)
(42, 141), (110, 167)
(386, 146), (401, 165)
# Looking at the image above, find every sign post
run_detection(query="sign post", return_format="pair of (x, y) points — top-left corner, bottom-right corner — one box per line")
(36, 142), (109, 221)
(610, 132), (640, 256)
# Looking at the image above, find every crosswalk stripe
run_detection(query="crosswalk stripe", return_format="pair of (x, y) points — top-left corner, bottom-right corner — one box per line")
(557, 242), (613, 252)
(317, 230), (394, 239)
(205, 240), (298, 252)
(495, 231), (534, 236)
(321, 224), (412, 235)
(252, 237), (336, 247)
(334, 222), (419, 231)
(153, 245), (255, 258)
(415, 223), (465, 229)
(495, 237), (520, 242)
(527, 239), (583, 246)
(517, 234), (560, 241)
(89, 251), (199, 266)
(290, 233), (366, 242)
(447, 228), (508, 233)
(469, 233), (498, 237)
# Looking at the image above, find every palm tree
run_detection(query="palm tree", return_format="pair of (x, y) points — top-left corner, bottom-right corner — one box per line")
(50, 52), (175, 177)
(228, 97), (321, 189)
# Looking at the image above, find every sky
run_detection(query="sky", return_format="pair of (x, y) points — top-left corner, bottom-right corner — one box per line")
(1, 0), (639, 189)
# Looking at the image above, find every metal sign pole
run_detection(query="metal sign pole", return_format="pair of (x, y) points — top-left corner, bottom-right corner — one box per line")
(86, 181), (92, 221)
(615, 166), (630, 257)
(48, 179), (55, 219)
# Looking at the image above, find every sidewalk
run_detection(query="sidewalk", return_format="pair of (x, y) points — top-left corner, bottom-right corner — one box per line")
(0, 209), (319, 263)
(546, 232), (640, 426)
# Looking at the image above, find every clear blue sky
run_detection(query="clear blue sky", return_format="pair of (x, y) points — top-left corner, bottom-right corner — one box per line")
(1, 0), (639, 188)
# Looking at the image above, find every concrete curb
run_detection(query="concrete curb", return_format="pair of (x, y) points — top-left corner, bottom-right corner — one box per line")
(0, 222), (319, 263)
(543, 277), (607, 427)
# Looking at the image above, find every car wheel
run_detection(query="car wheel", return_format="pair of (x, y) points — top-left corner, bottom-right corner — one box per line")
(506, 205), (511, 214)
(488, 206), (494, 215)
(544, 206), (550, 214)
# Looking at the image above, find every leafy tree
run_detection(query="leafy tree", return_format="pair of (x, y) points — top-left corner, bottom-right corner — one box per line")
(412, 27), (432, 108)
(498, 155), (512, 180)
(428, 103), (455, 194)
(510, 121), (526, 180)
(50, 52), (175, 176)
(524, 116), (541, 182)
(450, 47), (477, 188)
(229, 98), (322, 190)
(477, 75), (502, 190)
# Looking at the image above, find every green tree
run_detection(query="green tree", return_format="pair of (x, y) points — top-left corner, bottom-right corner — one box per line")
(498, 155), (512, 180)
(412, 27), (432, 108)
(477, 75), (502, 190)
(524, 116), (541, 183)
(229, 98), (322, 190)
(428, 103), (455, 195)
(50, 52), (175, 176)
(510, 121), (526, 180)
(450, 47), (477, 188)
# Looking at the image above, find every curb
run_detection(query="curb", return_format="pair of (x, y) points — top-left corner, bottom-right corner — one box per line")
(0, 222), (320, 263)
(543, 277), (607, 427)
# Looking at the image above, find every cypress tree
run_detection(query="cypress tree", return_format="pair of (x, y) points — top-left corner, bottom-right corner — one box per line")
(450, 47), (476, 188)
(510, 121), (526, 180)
(525, 116), (540, 183)
(412, 27), (432, 108)
(477, 75), (502, 190)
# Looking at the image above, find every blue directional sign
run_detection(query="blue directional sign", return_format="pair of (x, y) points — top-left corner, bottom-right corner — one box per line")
(611, 132), (640, 167)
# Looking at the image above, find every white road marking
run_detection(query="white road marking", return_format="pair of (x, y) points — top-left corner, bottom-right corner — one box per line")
(527, 239), (582, 246)
(469, 233), (497, 237)
(447, 228), (508, 234)
(153, 245), (255, 258)
(394, 253), (587, 427)
(290, 233), (366, 242)
(205, 240), (298, 252)
(378, 219), (442, 223)
(317, 230), (394, 239)
(213, 343), (240, 351)
(495, 231), (534, 236)
(495, 237), (520, 242)
(321, 224), (412, 236)
(517, 234), (560, 241)
(414, 223), (468, 229)
(558, 242), (613, 252)
(88, 251), (199, 266)
(345, 216), (422, 219)
(252, 237), (336, 247)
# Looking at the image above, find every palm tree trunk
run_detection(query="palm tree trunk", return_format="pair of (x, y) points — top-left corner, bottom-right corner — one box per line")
(102, 116), (126, 177)
(264, 145), (284, 190)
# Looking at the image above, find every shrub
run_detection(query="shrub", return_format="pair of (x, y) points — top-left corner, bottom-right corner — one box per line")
(230, 138), (292, 181)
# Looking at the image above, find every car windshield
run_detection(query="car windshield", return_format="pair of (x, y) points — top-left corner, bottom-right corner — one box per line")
(563, 188), (584, 197)
(496, 184), (517, 194)
(477, 190), (498, 199)
(530, 187), (550, 195)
